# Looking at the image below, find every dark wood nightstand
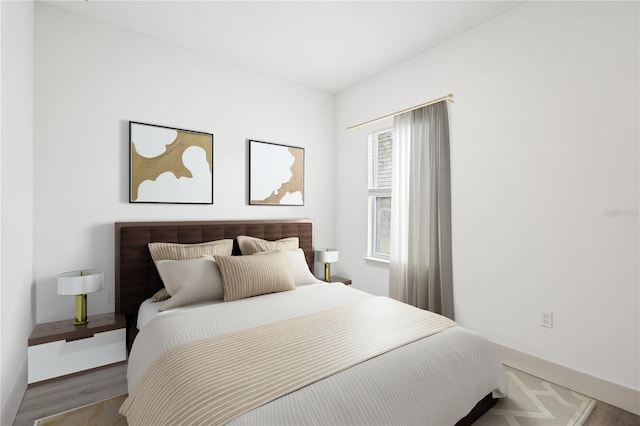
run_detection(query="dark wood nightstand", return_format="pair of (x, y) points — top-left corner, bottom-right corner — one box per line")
(325, 276), (352, 285)
(28, 312), (126, 384)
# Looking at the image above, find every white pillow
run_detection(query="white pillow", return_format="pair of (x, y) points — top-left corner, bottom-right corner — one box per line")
(155, 256), (224, 311)
(257, 249), (317, 286)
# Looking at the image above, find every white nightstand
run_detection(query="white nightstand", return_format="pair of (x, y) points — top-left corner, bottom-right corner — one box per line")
(28, 312), (126, 384)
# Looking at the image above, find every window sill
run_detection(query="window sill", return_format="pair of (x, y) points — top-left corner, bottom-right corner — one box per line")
(363, 256), (390, 265)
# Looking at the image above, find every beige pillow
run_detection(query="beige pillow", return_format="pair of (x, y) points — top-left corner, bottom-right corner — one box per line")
(148, 239), (233, 261)
(236, 236), (299, 255)
(150, 288), (170, 302)
(155, 256), (224, 311)
(215, 252), (296, 302)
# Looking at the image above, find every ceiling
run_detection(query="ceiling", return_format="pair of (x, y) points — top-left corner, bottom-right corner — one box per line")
(47, 1), (520, 93)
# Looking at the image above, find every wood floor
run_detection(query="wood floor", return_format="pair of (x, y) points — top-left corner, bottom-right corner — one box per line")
(13, 362), (640, 425)
(13, 363), (127, 426)
(584, 401), (640, 426)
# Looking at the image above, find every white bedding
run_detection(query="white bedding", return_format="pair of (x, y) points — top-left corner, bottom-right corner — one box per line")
(136, 280), (328, 330)
(136, 297), (223, 330)
(128, 283), (507, 425)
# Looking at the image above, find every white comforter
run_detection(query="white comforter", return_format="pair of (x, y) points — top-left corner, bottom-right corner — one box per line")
(127, 283), (507, 425)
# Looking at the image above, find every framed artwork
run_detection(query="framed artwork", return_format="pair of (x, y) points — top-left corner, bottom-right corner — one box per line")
(129, 122), (213, 204)
(249, 140), (304, 206)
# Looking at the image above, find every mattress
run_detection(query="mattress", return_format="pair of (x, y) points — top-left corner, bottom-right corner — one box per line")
(125, 283), (507, 425)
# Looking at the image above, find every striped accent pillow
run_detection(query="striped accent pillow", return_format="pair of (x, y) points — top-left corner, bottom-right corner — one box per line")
(236, 236), (299, 255)
(215, 252), (296, 302)
(148, 240), (233, 261)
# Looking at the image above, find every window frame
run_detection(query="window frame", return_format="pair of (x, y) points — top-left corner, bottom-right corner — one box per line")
(367, 128), (393, 262)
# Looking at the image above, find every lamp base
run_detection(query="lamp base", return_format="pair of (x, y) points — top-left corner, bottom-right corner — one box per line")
(324, 263), (331, 282)
(74, 294), (89, 326)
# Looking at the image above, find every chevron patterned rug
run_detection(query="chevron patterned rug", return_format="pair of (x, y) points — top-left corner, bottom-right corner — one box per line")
(475, 365), (596, 426)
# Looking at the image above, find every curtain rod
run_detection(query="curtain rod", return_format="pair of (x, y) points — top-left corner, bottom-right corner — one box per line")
(346, 93), (454, 131)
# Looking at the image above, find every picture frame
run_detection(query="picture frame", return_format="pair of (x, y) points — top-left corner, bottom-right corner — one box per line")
(129, 122), (213, 204)
(248, 140), (304, 206)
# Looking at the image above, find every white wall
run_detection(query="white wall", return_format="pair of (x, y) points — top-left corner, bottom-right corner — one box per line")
(34, 3), (336, 323)
(336, 1), (639, 393)
(1, 1), (34, 422)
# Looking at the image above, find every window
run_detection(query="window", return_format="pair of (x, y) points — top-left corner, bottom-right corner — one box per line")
(367, 129), (392, 260)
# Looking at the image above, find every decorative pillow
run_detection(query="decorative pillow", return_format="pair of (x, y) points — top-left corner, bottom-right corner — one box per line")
(256, 249), (317, 286)
(150, 288), (170, 302)
(236, 236), (299, 255)
(148, 239), (233, 261)
(215, 251), (296, 302)
(284, 249), (318, 285)
(155, 256), (224, 311)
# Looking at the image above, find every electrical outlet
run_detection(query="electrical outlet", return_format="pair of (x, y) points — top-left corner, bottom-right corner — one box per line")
(540, 310), (553, 328)
(108, 290), (115, 304)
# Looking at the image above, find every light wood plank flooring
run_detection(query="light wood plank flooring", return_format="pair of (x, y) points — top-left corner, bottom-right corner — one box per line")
(584, 401), (640, 426)
(13, 363), (127, 426)
(13, 362), (640, 425)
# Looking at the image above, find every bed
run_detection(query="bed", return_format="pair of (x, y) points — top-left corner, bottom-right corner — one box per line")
(115, 219), (507, 425)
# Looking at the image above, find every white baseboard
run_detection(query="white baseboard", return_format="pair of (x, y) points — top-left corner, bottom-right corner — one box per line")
(1, 360), (28, 426)
(493, 341), (640, 416)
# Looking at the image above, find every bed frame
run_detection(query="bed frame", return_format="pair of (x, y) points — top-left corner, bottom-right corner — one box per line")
(114, 218), (496, 425)
(115, 219), (314, 349)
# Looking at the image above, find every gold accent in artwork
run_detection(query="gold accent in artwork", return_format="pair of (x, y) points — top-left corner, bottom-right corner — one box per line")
(129, 122), (213, 204)
(249, 140), (304, 206)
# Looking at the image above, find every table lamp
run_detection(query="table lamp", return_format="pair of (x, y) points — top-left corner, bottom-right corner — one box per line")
(57, 269), (104, 325)
(315, 249), (339, 282)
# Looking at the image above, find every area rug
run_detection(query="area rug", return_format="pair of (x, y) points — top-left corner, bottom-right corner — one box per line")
(475, 366), (596, 426)
(34, 366), (595, 426)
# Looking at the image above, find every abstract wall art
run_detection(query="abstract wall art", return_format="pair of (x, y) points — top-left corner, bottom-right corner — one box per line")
(129, 122), (213, 204)
(249, 140), (304, 206)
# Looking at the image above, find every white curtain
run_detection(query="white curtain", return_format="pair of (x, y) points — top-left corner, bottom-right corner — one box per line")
(388, 101), (454, 319)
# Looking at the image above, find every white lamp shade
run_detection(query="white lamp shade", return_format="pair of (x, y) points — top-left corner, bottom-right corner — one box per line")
(316, 249), (339, 263)
(57, 269), (104, 295)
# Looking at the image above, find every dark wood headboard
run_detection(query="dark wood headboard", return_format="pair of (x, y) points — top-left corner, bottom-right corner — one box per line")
(115, 219), (314, 348)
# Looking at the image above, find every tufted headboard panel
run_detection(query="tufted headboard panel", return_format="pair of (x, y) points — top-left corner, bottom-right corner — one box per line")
(115, 219), (314, 348)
